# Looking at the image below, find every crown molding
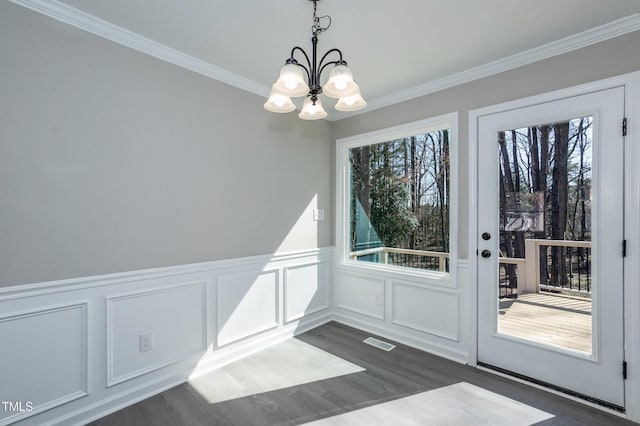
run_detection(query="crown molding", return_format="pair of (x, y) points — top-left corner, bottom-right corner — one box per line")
(9, 0), (271, 97)
(330, 12), (640, 121)
(9, 0), (640, 121)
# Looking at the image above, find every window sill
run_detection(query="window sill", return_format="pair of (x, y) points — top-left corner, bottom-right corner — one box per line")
(335, 259), (458, 290)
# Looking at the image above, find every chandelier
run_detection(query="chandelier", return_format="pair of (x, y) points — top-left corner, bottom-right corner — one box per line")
(264, 0), (366, 120)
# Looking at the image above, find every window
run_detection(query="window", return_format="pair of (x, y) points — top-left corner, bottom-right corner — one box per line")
(337, 113), (458, 277)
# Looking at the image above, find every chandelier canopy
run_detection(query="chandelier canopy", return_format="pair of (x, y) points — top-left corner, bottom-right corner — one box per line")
(264, 0), (366, 120)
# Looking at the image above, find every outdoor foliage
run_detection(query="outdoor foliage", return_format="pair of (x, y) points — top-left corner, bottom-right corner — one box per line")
(499, 117), (593, 289)
(350, 130), (450, 255)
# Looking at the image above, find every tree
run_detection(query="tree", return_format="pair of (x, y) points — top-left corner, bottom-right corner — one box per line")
(349, 130), (451, 270)
(550, 122), (570, 286)
(369, 166), (419, 247)
(350, 146), (371, 250)
(496, 117), (593, 292)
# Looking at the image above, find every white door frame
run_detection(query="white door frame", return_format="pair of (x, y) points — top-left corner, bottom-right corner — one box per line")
(468, 71), (640, 422)
(477, 87), (625, 406)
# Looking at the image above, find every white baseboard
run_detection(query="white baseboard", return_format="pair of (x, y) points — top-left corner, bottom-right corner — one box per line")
(332, 312), (468, 365)
(49, 371), (190, 426)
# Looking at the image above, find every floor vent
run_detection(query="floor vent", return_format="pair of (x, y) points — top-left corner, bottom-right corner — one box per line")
(363, 337), (396, 351)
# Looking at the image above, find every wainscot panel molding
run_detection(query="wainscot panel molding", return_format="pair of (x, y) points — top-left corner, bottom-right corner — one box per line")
(0, 302), (88, 426)
(216, 269), (279, 347)
(391, 281), (459, 341)
(283, 260), (330, 323)
(0, 247), (333, 426)
(335, 272), (385, 320)
(106, 281), (207, 386)
(332, 260), (469, 364)
(0, 248), (330, 301)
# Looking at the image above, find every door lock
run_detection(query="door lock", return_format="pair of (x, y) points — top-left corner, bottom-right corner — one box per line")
(482, 232), (491, 240)
(481, 249), (491, 258)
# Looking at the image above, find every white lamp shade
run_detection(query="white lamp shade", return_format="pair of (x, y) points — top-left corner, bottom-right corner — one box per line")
(323, 64), (358, 98)
(335, 87), (367, 111)
(298, 97), (327, 120)
(264, 86), (296, 113)
(273, 64), (309, 97)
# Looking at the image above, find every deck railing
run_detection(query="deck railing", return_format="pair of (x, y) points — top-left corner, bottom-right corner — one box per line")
(499, 239), (592, 296)
(350, 247), (449, 272)
(349, 239), (590, 295)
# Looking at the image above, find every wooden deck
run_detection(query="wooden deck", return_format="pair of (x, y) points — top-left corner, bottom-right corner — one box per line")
(498, 292), (592, 353)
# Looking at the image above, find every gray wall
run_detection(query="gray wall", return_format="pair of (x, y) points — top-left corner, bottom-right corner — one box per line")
(331, 30), (640, 258)
(0, 2), (332, 286)
(3, 0), (640, 286)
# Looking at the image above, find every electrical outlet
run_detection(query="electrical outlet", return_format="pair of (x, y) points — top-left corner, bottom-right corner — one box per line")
(375, 294), (383, 305)
(140, 333), (154, 353)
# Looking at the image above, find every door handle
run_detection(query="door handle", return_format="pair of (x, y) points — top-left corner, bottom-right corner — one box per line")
(481, 250), (491, 258)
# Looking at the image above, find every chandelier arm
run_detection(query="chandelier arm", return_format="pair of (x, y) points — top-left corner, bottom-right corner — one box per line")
(318, 48), (344, 70)
(317, 48), (347, 81)
(287, 46), (313, 81)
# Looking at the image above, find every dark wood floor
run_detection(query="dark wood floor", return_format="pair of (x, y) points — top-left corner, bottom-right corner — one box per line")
(90, 322), (634, 425)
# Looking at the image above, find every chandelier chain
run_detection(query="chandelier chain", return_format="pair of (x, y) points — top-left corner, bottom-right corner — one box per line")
(311, 1), (331, 36)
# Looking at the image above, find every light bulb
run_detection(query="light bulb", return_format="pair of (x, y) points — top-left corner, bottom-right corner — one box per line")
(264, 85), (296, 113)
(335, 89), (366, 112)
(274, 64), (309, 97)
(323, 64), (357, 98)
(299, 97), (327, 120)
(284, 80), (298, 90)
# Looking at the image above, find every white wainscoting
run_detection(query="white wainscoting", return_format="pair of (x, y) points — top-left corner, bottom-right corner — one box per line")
(335, 272), (385, 320)
(0, 247), (333, 426)
(0, 302), (88, 426)
(284, 260), (330, 323)
(217, 269), (279, 346)
(391, 281), (459, 341)
(106, 281), (207, 386)
(333, 261), (469, 363)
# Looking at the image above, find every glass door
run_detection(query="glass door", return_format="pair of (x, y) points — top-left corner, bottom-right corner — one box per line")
(477, 87), (625, 408)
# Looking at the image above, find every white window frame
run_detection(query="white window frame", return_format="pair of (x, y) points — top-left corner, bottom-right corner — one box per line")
(336, 112), (458, 287)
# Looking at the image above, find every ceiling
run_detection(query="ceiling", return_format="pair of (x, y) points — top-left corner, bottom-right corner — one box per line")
(16, 0), (640, 120)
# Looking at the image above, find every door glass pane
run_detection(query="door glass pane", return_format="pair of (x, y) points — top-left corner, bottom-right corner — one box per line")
(497, 116), (592, 354)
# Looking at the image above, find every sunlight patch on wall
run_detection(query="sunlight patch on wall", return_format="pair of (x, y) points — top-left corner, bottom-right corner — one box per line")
(275, 194), (320, 254)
